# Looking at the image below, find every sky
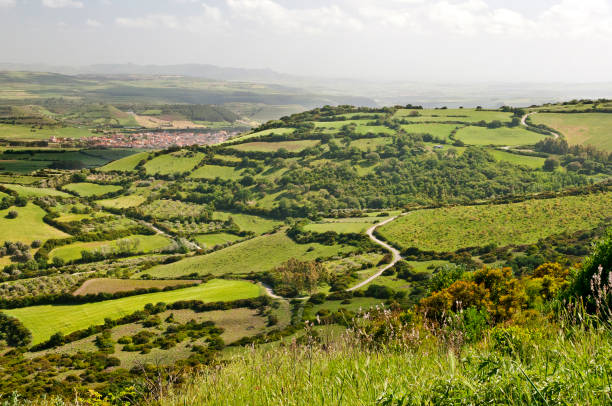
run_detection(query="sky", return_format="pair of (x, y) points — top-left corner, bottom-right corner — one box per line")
(1, 0), (612, 83)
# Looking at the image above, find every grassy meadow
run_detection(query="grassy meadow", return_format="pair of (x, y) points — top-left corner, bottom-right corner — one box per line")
(72, 278), (200, 295)
(96, 194), (147, 209)
(378, 192), (612, 252)
(455, 126), (548, 146)
(393, 108), (513, 123)
(194, 232), (242, 248)
(212, 211), (282, 234)
(0, 203), (70, 245)
(99, 151), (152, 172)
(141, 232), (357, 278)
(229, 140), (320, 153)
(5, 279), (262, 344)
(530, 112), (612, 152)
(189, 164), (243, 180)
(487, 149), (547, 168)
(63, 182), (122, 197)
(1, 184), (71, 197)
(144, 151), (205, 175)
(48, 234), (173, 262)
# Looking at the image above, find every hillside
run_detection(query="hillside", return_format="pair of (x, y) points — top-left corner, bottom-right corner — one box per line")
(0, 102), (609, 404)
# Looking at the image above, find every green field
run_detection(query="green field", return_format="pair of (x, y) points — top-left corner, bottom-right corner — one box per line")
(5, 279), (262, 344)
(230, 140), (320, 153)
(0, 203), (70, 245)
(194, 232), (242, 248)
(1, 184), (70, 197)
(455, 126), (548, 146)
(0, 124), (94, 141)
(212, 212), (282, 234)
(48, 234), (173, 262)
(96, 194), (147, 209)
(530, 112), (612, 152)
(73, 278), (200, 295)
(487, 149), (546, 168)
(190, 164), (243, 180)
(349, 137), (393, 151)
(393, 108), (513, 123)
(99, 151), (152, 172)
(144, 151), (205, 175)
(379, 192), (612, 252)
(304, 218), (380, 234)
(141, 232), (357, 278)
(238, 127), (295, 140)
(400, 123), (461, 142)
(63, 182), (122, 197)
(0, 159), (52, 173)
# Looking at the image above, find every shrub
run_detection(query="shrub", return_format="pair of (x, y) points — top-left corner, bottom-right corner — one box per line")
(5, 211), (17, 219)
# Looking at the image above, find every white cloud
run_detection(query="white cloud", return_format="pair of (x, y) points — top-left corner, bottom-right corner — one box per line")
(0, 0), (16, 7)
(42, 0), (83, 8)
(86, 18), (101, 27)
(116, 14), (180, 29)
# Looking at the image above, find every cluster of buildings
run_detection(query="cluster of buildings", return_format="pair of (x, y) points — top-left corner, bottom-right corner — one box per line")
(49, 130), (239, 149)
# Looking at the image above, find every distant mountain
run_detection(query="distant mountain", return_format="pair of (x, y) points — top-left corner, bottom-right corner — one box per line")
(0, 63), (298, 84)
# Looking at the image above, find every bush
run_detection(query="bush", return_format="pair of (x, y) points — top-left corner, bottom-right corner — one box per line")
(5, 211), (17, 219)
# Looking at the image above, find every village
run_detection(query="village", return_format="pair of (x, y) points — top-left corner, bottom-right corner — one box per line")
(49, 130), (239, 149)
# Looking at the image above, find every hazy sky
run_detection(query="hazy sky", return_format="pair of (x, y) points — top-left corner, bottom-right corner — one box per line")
(1, 0), (612, 82)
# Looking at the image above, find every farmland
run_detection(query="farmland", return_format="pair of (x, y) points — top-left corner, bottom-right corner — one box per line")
(400, 123), (460, 141)
(229, 140), (320, 152)
(72, 278), (201, 295)
(378, 192), (612, 252)
(529, 112), (612, 152)
(1, 184), (71, 197)
(141, 232), (357, 278)
(194, 232), (242, 248)
(190, 164), (243, 180)
(144, 151), (205, 175)
(212, 212), (282, 234)
(5, 279), (262, 344)
(393, 108), (513, 123)
(96, 194), (146, 209)
(48, 234), (173, 262)
(99, 151), (151, 172)
(0, 124), (94, 141)
(63, 182), (122, 197)
(455, 126), (548, 146)
(487, 149), (546, 168)
(0, 203), (69, 245)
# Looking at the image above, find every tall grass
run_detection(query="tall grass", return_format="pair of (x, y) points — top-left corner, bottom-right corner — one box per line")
(155, 317), (612, 405)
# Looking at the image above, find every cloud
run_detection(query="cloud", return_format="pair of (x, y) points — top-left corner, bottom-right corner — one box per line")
(0, 0), (16, 7)
(86, 18), (102, 27)
(42, 0), (83, 8)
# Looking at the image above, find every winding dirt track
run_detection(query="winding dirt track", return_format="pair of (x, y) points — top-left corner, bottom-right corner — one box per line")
(348, 216), (402, 291)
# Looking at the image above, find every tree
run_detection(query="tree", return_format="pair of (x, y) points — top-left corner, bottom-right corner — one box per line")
(274, 258), (328, 294)
(543, 157), (560, 171)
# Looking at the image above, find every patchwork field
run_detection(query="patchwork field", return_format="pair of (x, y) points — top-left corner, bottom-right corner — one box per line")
(144, 151), (205, 175)
(378, 192), (612, 252)
(99, 151), (152, 172)
(455, 126), (548, 146)
(0, 203), (70, 245)
(5, 279), (263, 344)
(393, 108), (513, 123)
(141, 232), (357, 278)
(212, 212), (282, 234)
(230, 140), (320, 153)
(0, 124), (94, 141)
(72, 278), (201, 295)
(1, 184), (70, 197)
(63, 182), (122, 197)
(487, 149), (546, 168)
(96, 194), (147, 209)
(194, 232), (242, 248)
(530, 112), (612, 152)
(190, 164), (243, 180)
(48, 234), (173, 262)
(400, 123), (461, 141)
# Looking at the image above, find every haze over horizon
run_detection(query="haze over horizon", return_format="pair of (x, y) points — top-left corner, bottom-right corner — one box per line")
(1, 0), (612, 84)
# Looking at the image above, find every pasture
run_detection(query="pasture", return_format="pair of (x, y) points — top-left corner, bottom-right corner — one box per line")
(141, 232), (357, 279)
(393, 108), (513, 123)
(455, 126), (548, 146)
(304, 217), (381, 234)
(212, 211), (282, 234)
(0, 124), (94, 141)
(96, 194), (146, 209)
(72, 278), (200, 295)
(0, 203), (69, 245)
(487, 149), (546, 169)
(400, 123), (461, 142)
(530, 112), (612, 152)
(1, 184), (70, 197)
(144, 151), (205, 175)
(194, 232), (242, 248)
(190, 164), (243, 180)
(378, 192), (612, 252)
(349, 137), (393, 151)
(230, 140), (320, 153)
(99, 151), (152, 172)
(48, 234), (173, 262)
(63, 182), (122, 197)
(5, 279), (262, 344)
